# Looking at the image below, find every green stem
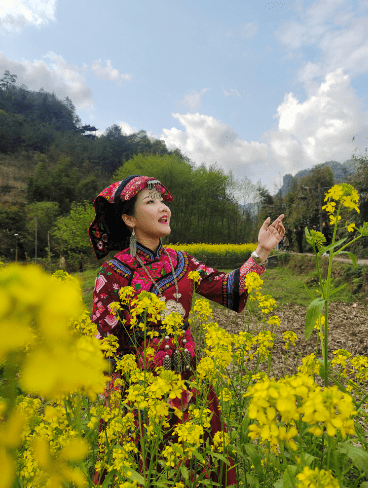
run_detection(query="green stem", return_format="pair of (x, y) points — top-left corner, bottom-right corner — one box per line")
(323, 203), (342, 386)
(335, 235), (361, 255)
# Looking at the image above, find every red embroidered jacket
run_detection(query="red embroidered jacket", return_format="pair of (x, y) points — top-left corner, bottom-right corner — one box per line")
(92, 241), (265, 353)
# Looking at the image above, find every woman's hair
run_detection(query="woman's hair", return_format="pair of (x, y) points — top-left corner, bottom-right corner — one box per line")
(96, 194), (138, 252)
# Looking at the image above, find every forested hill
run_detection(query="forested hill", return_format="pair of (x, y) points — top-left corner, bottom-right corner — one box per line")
(0, 69), (186, 209)
(0, 70), (260, 262)
(280, 160), (359, 196)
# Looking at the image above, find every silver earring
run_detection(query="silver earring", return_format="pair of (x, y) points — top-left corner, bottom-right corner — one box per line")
(130, 228), (137, 257)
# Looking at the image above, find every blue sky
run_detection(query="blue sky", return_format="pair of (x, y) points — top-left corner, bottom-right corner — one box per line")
(1, 0), (368, 191)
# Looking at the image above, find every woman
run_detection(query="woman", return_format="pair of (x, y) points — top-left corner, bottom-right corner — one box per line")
(89, 175), (285, 486)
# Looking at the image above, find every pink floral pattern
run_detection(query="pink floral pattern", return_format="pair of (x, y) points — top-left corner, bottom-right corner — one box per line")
(239, 257), (265, 293)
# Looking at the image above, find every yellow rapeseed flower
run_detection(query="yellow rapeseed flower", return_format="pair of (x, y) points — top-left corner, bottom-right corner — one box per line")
(296, 466), (340, 487)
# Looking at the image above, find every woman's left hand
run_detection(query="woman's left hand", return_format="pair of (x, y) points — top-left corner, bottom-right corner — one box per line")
(257, 214), (285, 253)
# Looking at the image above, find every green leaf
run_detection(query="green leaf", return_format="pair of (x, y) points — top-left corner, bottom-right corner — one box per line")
(360, 483), (368, 488)
(318, 358), (331, 380)
(101, 470), (117, 487)
(329, 283), (347, 296)
(299, 453), (314, 466)
(190, 448), (205, 464)
(335, 251), (358, 268)
(243, 443), (264, 482)
(283, 465), (298, 488)
(120, 465), (145, 484)
(180, 466), (189, 481)
(246, 473), (260, 487)
(273, 479), (283, 488)
(317, 237), (347, 256)
(210, 451), (230, 466)
(339, 443), (368, 475)
(358, 222), (368, 237)
(305, 298), (325, 340)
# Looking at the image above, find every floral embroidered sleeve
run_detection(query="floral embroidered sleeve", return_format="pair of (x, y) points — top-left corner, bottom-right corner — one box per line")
(188, 255), (265, 313)
(239, 257), (265, 294)
(92, 266), (123, 338)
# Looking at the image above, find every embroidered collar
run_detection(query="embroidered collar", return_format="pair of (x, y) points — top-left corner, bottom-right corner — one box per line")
(136, 241), (164, 262)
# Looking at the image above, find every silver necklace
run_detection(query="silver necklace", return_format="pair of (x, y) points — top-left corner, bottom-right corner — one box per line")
(135, 248), (185, 318)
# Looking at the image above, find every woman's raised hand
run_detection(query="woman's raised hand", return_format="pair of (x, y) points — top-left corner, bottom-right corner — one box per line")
(257, 214), (285, 253)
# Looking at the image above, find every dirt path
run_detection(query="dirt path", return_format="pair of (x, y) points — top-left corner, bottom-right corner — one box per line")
(285, 251), (368, 266)
(212, 302), (368, 379)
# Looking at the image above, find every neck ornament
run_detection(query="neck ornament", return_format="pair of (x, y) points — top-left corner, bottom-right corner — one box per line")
(135, 248), (185, 318)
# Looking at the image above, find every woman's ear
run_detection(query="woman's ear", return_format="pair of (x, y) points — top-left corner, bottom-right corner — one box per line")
(122, 214), (135, 229)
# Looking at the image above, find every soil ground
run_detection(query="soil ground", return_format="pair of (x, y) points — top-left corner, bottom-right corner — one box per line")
(212, 302), (368, 379)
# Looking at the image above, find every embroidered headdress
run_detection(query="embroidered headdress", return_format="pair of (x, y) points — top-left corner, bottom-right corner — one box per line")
(89, 175), (174, 259)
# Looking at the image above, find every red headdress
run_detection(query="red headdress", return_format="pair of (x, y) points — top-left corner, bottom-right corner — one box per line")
(89, 175), (173, 259)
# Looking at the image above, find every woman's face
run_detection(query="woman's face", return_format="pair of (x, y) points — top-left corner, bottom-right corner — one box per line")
(123, 187), (172, 244)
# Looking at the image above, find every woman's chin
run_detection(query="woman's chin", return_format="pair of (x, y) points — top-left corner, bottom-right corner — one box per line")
(160, 226), (171, 237)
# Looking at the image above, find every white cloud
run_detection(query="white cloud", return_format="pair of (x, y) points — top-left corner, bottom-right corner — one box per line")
(223, 88), (241, 97)
(0, 51), (94, 109)
(268, 69), (368, 174)
(118, 121), (137, 135)
(276, 0), (368, 82)
(176, 88), (209, 111)
(0, 0), (56, 33)
(90, 60), (132, 85)
(161, 113), (268, 173)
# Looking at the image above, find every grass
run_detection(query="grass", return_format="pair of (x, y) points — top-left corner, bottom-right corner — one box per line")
(76, 267), (99, 310)
(261, 265), (357, 307)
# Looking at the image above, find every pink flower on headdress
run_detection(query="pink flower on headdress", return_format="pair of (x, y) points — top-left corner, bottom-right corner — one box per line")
(97, 241), (104, 250)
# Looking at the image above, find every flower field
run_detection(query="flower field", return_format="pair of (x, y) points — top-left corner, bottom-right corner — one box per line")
(1, 184), (368, 488)
(170, 244), (258, 268)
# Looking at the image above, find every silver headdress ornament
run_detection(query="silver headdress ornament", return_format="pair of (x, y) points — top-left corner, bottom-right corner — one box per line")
(147, 179), (162, 199)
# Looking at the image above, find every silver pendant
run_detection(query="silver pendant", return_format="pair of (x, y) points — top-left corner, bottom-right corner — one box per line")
(160, 299), (186, 318)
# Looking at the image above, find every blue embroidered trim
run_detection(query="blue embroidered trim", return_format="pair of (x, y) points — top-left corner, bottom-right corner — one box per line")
(108, 259), (132, 279)
(226, 269), (236, 309)
(136, 241), (164, 262)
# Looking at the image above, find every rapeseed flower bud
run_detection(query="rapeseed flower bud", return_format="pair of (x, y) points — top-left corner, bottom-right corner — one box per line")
(211, 431), (230, 453)
(350, 355), (368, 382)
(298, 353), (320, 376)
(331, 349), (351, 378)
(188, 270), (201, 284)
(174, 422), (203, 446)
(245, 272), (264, 293)
(283, 331), (298, 350)
(162, 312), (184, 336)
(193, 298), (213, 320)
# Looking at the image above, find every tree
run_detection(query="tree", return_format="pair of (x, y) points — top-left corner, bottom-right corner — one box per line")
(113, 154), (250, 244)
(285, 165), (334, 233)
(0, 204), (27, 259)
(0, 71), (17, 90)
(53, 202), (95, 255)
(27, 156), (80, 213)
(24, 201), (60, 258)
